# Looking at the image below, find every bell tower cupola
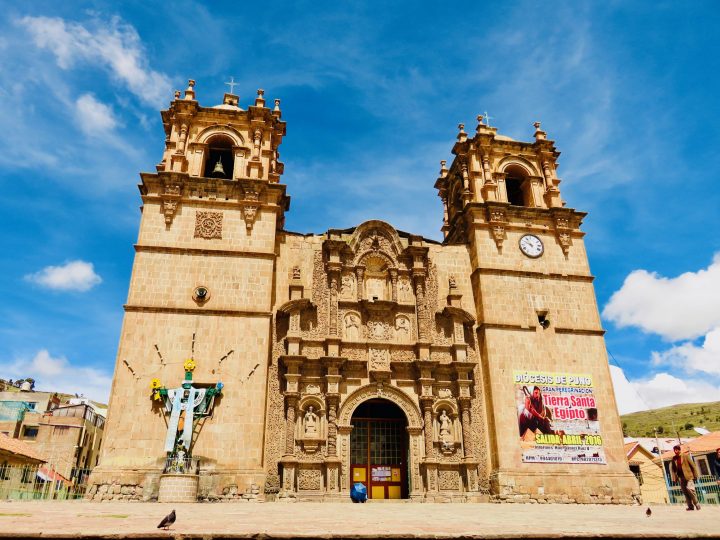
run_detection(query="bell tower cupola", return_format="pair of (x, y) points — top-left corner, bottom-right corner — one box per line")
(435, 116), (565, 246)
(149, 80), (288, 230)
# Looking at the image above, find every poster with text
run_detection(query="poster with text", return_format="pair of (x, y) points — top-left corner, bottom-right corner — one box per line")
(515, 370), (606, 464)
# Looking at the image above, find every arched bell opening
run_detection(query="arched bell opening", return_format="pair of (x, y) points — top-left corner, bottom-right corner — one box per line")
(350, 399), (409, 500)
(203, 135), (235, 179)
(504, 164), (533, 207)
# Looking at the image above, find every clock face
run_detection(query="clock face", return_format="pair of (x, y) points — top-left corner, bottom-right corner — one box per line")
(519, 234), (544, 258)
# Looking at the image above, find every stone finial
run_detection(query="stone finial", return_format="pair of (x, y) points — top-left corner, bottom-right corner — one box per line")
(184, 79), (196, 100)
(273, 98), (282, 118)
(439, 160), (448, 177)
(457, 123), (467, 142)
(255, 89), (266, 107)
(476, 115), (484, 133)
(534, 121), (547, 141)
(174, 90), (181, 100)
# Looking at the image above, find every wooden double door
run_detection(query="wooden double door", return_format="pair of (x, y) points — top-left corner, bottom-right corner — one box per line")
(350, 399), (408, 499)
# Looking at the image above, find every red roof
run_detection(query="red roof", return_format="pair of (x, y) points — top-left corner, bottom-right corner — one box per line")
(0, 433), (46, 463)
(659, 431), (720, 460)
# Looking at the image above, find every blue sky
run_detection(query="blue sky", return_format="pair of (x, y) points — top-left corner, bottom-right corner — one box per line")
(1, 1), (719, 414)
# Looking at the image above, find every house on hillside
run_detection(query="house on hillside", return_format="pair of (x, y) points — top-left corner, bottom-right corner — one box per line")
(658, 431), (720, 505)
(624, 441), (667, 504)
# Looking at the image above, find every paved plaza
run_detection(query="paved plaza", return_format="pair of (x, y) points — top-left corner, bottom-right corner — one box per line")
(0, 501), (718, 539)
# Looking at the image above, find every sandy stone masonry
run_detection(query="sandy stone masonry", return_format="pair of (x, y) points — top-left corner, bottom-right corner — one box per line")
(88, 83), (638, 503)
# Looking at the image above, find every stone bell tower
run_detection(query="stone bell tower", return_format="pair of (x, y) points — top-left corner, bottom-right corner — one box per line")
(89, 81), (288, 499)
(435, 118), (637, 502)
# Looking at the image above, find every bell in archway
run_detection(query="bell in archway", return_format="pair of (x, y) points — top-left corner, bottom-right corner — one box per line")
(211, 158), (226, 177)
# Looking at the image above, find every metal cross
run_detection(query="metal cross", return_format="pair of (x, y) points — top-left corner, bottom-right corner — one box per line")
(483, 111), (494, 127)
(225, 76), (237, 94)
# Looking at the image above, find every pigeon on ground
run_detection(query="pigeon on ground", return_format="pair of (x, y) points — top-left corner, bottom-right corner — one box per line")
(157, 509), (176, 530)
(646, 507), (652, 517)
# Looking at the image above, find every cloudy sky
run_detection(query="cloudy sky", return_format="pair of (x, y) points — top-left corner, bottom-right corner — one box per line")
(1, 1), (718, 413)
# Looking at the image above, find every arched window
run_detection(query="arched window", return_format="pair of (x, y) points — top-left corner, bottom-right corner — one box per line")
(504, 165), (531, 207)
(203, 136), (235, 179)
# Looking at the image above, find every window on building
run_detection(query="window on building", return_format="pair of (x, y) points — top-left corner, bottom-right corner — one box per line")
(22, 426), (38, 439)
(26, 402), (36, 411)
(203, 136), (234, 179)
(0, 461), (9, 480)
(53, 426), (69, 436)
(629, 464), (643, 485)
(20, 466), (34, 483)
(697, 456), (710, 477)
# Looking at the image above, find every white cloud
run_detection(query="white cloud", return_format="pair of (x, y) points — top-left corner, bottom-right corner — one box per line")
(18, 15), (171, 107)
(652, 325), (720, 376)
(610, 365), (720, 414)
(6, 349), (111, 403)
(25, 260), (102, 292)
(603, 253), (720, 342)
(75, 93), (117, 134)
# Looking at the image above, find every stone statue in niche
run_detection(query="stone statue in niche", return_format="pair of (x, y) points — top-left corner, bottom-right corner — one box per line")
(437, 409), (454, 453)
(395, 316), (410, 341)
(340, 274), (356, 299)
(344, 313), (361, 340)
(304, 406), (318, 436)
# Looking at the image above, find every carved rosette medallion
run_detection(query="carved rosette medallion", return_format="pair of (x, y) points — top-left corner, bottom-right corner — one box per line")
(194, 211), (223, 239)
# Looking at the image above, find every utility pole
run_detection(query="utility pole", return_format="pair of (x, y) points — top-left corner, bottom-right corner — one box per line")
(655, 428), (670, 504)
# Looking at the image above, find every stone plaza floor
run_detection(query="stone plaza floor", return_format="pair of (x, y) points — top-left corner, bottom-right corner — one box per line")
(0, 500), (718, 539)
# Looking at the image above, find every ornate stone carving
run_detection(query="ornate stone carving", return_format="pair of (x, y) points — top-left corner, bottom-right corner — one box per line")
(398, 277), (413, 302)
(368, 348), (389, 371)
(194, 211), (223, 239)
(395, 315), (411, 342)
(297, 468), (321, 490)
(344, 312), (361, 341)
(368, 317), (391, 341)
(241, 186), (262, 231)
(340, 273), (356, 299)
(439, 469), (459, 491)
(487, 207), (507, 251)
(162, 199), (179, 226)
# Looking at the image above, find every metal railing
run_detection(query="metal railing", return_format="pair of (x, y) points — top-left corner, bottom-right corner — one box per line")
(162, 455), (199, 475)
(666, 475), (720, 505)
(0, 464), (93, 500)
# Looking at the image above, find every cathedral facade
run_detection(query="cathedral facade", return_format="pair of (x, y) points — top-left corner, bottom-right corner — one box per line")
(88, 81), (638, 503)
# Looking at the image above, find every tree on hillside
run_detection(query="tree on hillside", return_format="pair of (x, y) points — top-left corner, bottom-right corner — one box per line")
(684, 422), (694, 430)
(656, 425), (664, 434)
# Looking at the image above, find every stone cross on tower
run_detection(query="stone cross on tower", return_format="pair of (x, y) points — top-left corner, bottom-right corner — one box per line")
(225, 76), (238, 94)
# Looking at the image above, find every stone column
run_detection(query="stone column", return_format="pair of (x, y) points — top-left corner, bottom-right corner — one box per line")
(329, 273), (339, 336)
(459, 398), (473, 458)
(355, 266), (365, 301)
(327, 397), (338, 457)
(390, 269), (398, 302)
(285, 396), (297, 455)
(414, 277), (427, 341)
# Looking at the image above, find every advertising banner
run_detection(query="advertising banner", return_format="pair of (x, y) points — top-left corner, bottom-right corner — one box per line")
(515, 370), (606, 464)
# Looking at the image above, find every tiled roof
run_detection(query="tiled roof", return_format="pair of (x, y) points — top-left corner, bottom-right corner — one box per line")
(624, 441), (638, 457)
(659, 431), (720, 460)
(0, 433), (46, 463)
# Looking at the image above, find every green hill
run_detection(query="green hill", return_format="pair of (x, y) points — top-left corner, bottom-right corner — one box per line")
(621, 401), (720, 438)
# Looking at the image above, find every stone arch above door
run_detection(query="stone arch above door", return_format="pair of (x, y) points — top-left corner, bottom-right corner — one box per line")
(337, 383), (422, 430)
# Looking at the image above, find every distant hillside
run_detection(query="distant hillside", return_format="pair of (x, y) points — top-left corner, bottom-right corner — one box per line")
(621, 401), (720, 438)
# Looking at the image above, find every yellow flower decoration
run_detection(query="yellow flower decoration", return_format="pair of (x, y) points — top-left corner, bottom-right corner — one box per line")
(150, 378), (162, 390)
(183, 359), (196, 372)
(152, 390), (162, 401)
